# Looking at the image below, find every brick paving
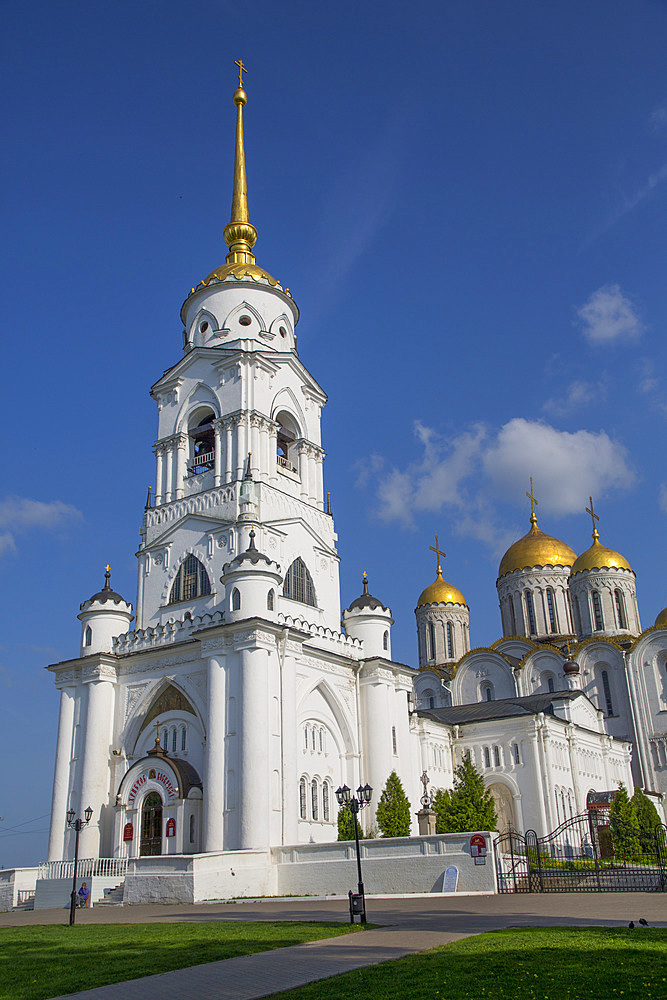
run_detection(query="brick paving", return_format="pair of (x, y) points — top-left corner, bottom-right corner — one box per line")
(4, 893), (665, 1000)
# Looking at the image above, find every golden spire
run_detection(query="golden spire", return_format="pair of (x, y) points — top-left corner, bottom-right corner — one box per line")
(223, 59), (258, 265)
(586, 495), (600, 541)
(526, 477), (539, 527)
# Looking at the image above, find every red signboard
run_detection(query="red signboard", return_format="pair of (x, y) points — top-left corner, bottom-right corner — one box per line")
(166, 818), (176, 838)
(123, 823), (134, 842)
(470, 834), (487, 856)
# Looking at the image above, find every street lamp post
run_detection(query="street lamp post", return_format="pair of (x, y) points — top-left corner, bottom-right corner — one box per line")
(335, 782), (372, 924)
(66, 806), (93, 926)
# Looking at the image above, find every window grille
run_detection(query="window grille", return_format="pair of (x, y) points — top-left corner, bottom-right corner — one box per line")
(513, 742), (520, 764)
(614, 589), (626, 629)
(311, 779), (319, 820)
(84, 626), (92, 646)
(181, 727), (187, 752)
(169, 555), (211, 604)
(304, 726), (309, 750)
(322, 782), (330, 822)
(299, 778), (307, 819)
(484, 746), (491, 768)
(493, 746), (501, 766)
(446, 622), (454, 658)
(311, 728), (316, 751)
(546, 589), (557, 633)
(524, 591), (536, 634)
(484, 684), (494, 702)
(283, 558), (317, 607)
(592, 590), (604, 631)
(171, 728), (177, 754)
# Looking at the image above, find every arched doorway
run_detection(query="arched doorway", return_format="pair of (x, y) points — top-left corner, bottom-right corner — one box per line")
(488, 783), (516, 833)
(140, 792), (163, 856)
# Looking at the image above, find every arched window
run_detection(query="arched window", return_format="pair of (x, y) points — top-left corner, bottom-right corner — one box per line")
(383, 630), (389, 650)
(231, 588), (241, 611)
(524, 591), (536, 635)
(275, 411), (300, 474)
(283, 558), (317, 607)
(427, 622), (435, 660)
(601, 670), (614, 716)
(311, 779), (319, 820)
(322, 781), (330, 822)
(446, 622), (454, 659)
(311, 728), (316, 751)
(171, 728), (177, 754)
(484, 746), (491, 768)
(181, 726), (187, 753)
(591, 590), (604, 631)
(548, 676), (555, 693)
(267, 589), (275, 611)
(299, 777), (307, 819)
(189, 814), (195, 844)
(493, 746), (501, 766)
(318, 728), (323, 752)
(512, 743), (520, 765)
(187, 410), (216, 475)
(614, 590), (626, 629)
(304, 725), (309, 750)
(392, 726), (397, 755)
(546, 589), (558, 633)
(508, 598), (517, 635)
(482, 683), (494, 702)
(84, 625), (92, 647)
(169, 555), (211, 604)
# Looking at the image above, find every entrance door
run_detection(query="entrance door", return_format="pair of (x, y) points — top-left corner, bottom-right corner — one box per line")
(140, 792), (163, 856)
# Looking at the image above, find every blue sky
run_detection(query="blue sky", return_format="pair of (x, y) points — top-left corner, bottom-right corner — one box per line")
(1, 0), (665, 867)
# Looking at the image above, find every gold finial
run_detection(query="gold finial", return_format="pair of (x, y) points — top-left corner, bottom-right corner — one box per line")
(105, 564), (110, 574)
(586, 495), (600, 541)
(363, 570), (367, 580)
(223, 59), (258, 265)
(526, 477), (538, 525)
(155, 719), (161, 746)
(429, 535), (446, 577)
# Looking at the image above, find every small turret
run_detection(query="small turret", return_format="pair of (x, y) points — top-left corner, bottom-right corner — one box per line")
(220, 526), (282, 622)
(342, 572), (394, 658)
(415, 535), (469, 668)
(78, 567), (133, 656)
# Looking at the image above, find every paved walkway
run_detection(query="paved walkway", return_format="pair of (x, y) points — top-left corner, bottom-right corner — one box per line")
(6, 893), (665, 1000)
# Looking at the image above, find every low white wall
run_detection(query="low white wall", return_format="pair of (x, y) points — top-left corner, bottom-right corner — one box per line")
(274, 833), (496, 895)
(34, 876), (125, 911)
(0, 868), (38, 911)
(123, 849), (275, 904)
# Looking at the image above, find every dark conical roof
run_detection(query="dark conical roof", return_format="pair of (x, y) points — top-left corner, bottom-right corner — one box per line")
(347, 574), (389, 613)
(80, 568), (128, 609)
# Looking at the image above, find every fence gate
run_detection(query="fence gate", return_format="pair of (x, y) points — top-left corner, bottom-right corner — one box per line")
(494, 814), (667, 893)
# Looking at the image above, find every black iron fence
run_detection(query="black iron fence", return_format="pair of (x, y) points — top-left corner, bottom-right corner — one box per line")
(494, 813), (667, 893)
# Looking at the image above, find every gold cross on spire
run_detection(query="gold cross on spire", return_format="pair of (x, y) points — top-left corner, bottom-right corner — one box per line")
(234, 58), (247, 88)
(526, 477), (538, 523)
(105, 564), (110, 574)
(429, 535), (446, 576)
(155, 719), (161, 746)
(586, 495), (600, 539)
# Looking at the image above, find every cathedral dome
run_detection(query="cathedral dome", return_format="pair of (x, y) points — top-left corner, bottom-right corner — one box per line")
(417, 571), (466, 608)
(498, 516), (576, 579)
(654, 607), (667, 628)
(570, 538), (632, 575)
(201, 261), (280, 288)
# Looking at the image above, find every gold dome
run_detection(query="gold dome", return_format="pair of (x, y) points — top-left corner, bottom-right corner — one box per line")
(201, 262), (280, 287)
(571, 537), (632, 575)
(498, 515), (576, 579)
(655, 607), (667, 628)
(417, 571), (467, 608)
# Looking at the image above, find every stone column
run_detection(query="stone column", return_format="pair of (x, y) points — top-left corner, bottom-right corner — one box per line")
(315, 453), (324, 509)
(531, 723), (549, 835)
(236, 417), (247, 480)
(214, 423), (223, 487)
(78, 675), (115, 858)
(250, 419), (260, 478)
(47, 687), (76, 861)
(298, 444), (309, 501)
(566, 725), (583, 813)
(203, 652), (226, 852)
(238, 638), (270, 849)
(175, 435), (187, 499)
(268, 424), (278, 484)
(225, 422), (233, 484)
(308, 450), (317, 505)
(164, 443), (174, 504)
(154, 445), (164, 506)
(280, 638), (299, 845)
(359, 668), (393, 833)
(259, 422), (269, 482)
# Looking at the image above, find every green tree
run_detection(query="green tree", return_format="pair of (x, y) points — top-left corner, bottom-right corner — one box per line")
(375, 770), (412, 837)
(630, 787), (662, 837)
(433, 754), (497, 833)
(337, 805), (355, 842)
(609, 783), (641, 861)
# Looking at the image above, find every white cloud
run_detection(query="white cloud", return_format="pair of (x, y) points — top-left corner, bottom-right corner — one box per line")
(0, 496), (82, 557)
(543, 378), (608, 416)
(650, 105), (667, 132)
(367, 418), (635, 544)
(576, 284), (643, 344)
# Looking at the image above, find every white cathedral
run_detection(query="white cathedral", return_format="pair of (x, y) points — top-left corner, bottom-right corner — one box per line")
(46, 72), (667, 872)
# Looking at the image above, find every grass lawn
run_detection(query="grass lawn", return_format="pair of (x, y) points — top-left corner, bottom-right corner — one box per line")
(274, 926), (667, 999)
(0, 920), (360, 1000)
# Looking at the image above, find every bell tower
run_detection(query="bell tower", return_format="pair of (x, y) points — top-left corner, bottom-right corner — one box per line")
(136, 67), (340, 633)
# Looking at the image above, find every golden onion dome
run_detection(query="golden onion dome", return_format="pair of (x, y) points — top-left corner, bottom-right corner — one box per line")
(498, 515), (576, 579)
(201, 261), (280, 287)
(655, 607), (667, 628)
(570, 535), (632, 576)
(417, 571), (467, 609)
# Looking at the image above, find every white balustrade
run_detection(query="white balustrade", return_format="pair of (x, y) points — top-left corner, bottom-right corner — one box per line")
(37, 857), (128, 881)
